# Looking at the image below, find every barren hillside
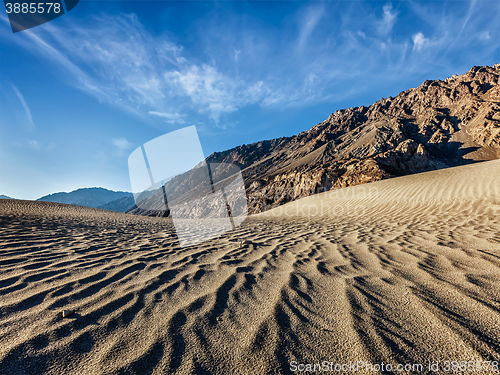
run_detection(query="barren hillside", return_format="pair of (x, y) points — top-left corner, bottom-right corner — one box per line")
(129, 63), (500, 216)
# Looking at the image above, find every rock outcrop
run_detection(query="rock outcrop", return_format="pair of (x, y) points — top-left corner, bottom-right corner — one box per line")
(129, 63), (500, 216)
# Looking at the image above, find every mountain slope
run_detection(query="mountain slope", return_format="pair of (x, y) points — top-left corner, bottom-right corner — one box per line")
(128, 63), (500, 216)
(97, 195), (135, 213)
(0, 195), (14, 199)
(38, 187), (131, 209)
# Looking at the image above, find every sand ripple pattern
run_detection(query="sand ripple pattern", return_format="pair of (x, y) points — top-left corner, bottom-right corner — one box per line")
(1, 161), (500, 374)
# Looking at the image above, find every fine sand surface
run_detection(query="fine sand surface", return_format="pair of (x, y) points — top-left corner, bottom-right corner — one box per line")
(1, 160), (500, 374)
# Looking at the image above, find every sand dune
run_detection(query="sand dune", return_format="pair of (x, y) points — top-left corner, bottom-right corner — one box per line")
(1, 161), (500, 374)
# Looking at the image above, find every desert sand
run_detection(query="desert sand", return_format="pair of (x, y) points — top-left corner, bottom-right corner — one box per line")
(1, 160), (500, 374)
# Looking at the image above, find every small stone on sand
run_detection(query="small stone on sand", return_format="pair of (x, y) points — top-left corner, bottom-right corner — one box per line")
(61, 310), (75, 318)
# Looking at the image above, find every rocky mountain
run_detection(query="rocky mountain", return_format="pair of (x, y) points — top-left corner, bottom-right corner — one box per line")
(97, 195), (135, 213)
(128, 63), (500, 217)
(0, 195), (14, 199)
(38, 187), (131, 209)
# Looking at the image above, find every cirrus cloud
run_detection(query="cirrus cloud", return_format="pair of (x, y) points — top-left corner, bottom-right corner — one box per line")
(6, 1), (500, 129)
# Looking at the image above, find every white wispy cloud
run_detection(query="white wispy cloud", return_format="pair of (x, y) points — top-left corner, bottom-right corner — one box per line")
(234, 49), (241, 62)
(297, 6), (324, 52)
(412, 32), (430, 51)
(149, 111), (186, 124)
(6, 1), (500, 128)
(11, 84), (35, 131)
(28, 140), (41, 150)
(9, 14), (269, 124)
(164, 64), (267, 123)
(112, 137), (133, 150)
(378, 3), (398, 35)
(478, 31), (491, 41)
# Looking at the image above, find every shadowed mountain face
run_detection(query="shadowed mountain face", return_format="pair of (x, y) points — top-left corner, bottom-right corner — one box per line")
(97, 195), (135, 213)
(129, 63), (500, 216)
(38, 188), (131, 209)
(0, 195), (14, 199)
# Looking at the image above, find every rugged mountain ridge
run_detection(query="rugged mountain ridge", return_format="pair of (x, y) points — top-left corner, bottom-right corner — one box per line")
(38, 187), (131, 209)
(128, 63), (500, 216)
(97, 195), (135, 213)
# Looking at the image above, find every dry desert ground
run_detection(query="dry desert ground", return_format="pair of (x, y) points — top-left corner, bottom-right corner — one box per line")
(1, 160), (500, 374)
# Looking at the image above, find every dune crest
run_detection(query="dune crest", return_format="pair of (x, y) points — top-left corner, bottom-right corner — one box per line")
(1, 161), (500, 374)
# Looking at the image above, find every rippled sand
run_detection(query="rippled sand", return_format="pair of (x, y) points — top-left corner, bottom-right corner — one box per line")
(1, 160), (500, 374)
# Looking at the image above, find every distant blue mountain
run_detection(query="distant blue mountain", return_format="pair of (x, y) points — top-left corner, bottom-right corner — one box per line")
(0, 195), (14, 199)
(97, 194), (135, 213)
(37, 187), (131, 209)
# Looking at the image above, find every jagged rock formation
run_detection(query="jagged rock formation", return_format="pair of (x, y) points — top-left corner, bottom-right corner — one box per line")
(128, 63), (500, 216)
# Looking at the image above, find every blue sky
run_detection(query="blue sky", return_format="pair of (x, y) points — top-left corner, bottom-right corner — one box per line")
(0, 0), (499, 199)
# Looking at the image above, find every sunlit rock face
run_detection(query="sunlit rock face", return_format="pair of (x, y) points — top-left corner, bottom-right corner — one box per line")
(129, 64), (500, 216)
